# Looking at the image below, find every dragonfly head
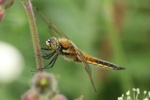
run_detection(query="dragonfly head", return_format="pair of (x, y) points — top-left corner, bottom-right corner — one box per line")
(46, 37), (59, 51)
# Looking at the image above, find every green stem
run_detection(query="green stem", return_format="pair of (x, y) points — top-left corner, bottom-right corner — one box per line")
(102, 0), (133, 91)
(21, 0), (43, 72)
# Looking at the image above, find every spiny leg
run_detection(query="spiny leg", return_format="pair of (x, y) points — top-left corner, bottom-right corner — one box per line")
(33, 48), (50, 59)
(41, 48), (52, 56)
(42, 45), (61, 69)
(31, 53), (57, 72)
(44, 54), (58, 69)
(31, 50), (56, 72)
(41, 48), (49, 50)
(42, 50), (56, 59)
(41, 44), (60, 59)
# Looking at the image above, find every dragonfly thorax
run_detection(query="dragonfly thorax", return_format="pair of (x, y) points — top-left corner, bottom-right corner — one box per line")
(46, 37), (59, 51)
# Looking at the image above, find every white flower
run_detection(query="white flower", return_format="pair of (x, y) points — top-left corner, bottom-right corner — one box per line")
(126, 90), (130, 96)
(143, 98), (149, 100)
(133, 88), (136, 91)
(127, 96), (131, 100)
(118, 97), (123, 100)
(137, 88), (140, 94)
(118, 88), (150, 100)
(144, 91), (147, 94)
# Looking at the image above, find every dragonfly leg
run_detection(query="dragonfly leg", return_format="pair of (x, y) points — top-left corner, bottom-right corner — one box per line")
(41, 48), (49, 50)
(31, 68), (43, 73)
(42, 50), (56, 59)
(44, 54), (58, 69)
(41, 48), (50, 55)
(31, 54), (58, 72)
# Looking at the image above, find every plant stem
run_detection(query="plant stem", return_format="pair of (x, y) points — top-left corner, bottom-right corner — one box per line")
(102, 0), (133, 91)
(22, 0), (43, 72)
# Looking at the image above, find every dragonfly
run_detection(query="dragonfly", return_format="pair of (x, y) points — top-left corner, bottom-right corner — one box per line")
(36, 8), (125, 92)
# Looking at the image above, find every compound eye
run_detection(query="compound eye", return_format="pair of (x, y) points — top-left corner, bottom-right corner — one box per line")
(46, 39), (50, 45)
(50, 41), (58, 51)
(47, 39), (51, 43)
(46, 38), (58, 51)
(46, 39), (52, 50)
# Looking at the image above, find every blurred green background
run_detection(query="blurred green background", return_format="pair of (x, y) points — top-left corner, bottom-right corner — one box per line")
(0, 0), (150, 100)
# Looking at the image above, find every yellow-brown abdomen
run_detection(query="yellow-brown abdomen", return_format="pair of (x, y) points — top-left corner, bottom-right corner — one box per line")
(82, 53), (124, 70)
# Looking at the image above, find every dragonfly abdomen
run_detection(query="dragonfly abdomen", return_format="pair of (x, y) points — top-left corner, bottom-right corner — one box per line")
(83, 53), (125, 70)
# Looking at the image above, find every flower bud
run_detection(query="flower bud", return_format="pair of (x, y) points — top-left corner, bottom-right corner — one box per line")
(32, 72), (57, 95)
(22, 90), (39, 100)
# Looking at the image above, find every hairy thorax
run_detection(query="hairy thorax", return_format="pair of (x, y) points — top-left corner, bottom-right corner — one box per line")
(58, 38), (80, 62)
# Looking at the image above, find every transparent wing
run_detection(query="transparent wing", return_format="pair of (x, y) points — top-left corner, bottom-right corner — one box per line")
(35, 7), (97, 91)
(35, 7), (69, 39)
(75, 48), (97, 92)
